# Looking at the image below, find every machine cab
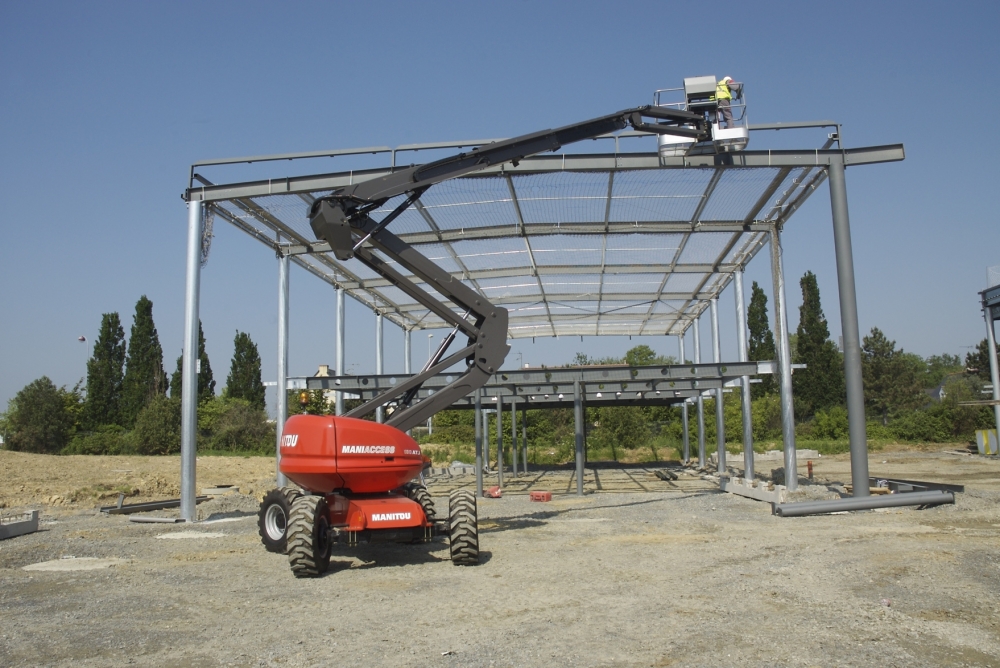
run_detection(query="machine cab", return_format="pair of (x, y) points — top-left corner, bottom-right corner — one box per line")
(654, 75), (749, 159)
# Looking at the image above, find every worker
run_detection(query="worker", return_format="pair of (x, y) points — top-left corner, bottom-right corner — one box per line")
(716, 76), (738, 128)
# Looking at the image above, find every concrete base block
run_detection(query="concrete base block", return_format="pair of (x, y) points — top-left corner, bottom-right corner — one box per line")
(0, 510), (40, 540)
(720, 477), (787, 504)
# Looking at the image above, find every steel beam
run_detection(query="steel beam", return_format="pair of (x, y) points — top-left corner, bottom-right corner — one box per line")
(496, 394), (504, 489)
(275, 253), (290, 487)
(180, 202), (202, 522)
(475, 389), (483, 497)
(574, 380), (585, 496)
(375, 311), (384, 423)
(769, 226), (797, 491)
(678, 334), (690, 463)
(521, 404), (528, 473)
(711, 298), (725, 473)
(511, 396), (518, 477)
(335, 287), (345, 416)
(694, 318), (706, 468)
(733, 270), (755, 481)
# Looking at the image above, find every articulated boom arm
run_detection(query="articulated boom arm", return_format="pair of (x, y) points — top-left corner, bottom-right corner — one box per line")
(309, 106), (706, 432)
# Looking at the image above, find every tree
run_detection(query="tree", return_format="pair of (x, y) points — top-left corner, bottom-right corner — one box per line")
(792, 272), (844, 417)
(121, 296), (167, 427)
(861, 328), (924, 425)
(169, 320), (216, 403)
(4, 377), (77, 453)
(82, 312), (126, 429)
(966, 338), (1000, 381)
(225, 331), (265, 411)
(923, 353), (963, 389)
(747, 281), (777, 398)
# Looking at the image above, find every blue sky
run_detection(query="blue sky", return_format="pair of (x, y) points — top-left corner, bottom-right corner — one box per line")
(1, 0), (997, 414)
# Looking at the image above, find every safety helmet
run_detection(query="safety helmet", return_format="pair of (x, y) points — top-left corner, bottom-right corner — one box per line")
(722, 76), (733, 82)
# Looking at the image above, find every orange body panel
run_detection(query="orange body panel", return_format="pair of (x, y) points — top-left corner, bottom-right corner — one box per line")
(278, 415), (425, 494)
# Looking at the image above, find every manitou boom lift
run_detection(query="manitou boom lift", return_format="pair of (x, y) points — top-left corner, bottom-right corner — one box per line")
(257, 102), (721, 578)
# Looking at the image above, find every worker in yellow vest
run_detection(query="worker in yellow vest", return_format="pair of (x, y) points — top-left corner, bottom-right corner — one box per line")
(716, 76), (738, 128)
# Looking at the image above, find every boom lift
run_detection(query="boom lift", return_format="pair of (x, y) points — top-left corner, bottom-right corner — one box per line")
(654, 75), (749, 158)
(257, 102), (719, 578)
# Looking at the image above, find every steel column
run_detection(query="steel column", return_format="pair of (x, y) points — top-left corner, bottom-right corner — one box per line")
(180, 202), (202, 522)
(678, 334), (690, 463)
(496, 395), (504, 488)
(984, 302), (1000, 446)
(734, 270), (755, 481)
(711, 298), (725, 473)
(335, 287), (345, 416)
(828, 157), (868, 496)
(483, 404), (491, 473)
(769, 225), (798, 491)
(375, 312), (384, 423)
(521, 405), (528, 472)
(404, 328), (412, 374)
(694, 319), (706, 468)
(475, 389), (483, 497)
(511, 397), (518, 477)
(275, 253), (290, 488)
(574, 379), (585, 496)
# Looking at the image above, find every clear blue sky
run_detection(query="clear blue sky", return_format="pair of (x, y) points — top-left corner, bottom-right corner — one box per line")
(1, 0), (997, 415)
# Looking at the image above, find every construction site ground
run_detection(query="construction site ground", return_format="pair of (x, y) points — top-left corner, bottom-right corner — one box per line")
(1, 446), (998, 667)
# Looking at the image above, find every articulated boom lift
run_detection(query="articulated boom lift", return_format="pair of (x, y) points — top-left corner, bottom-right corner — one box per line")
(258, 104), (713, 578)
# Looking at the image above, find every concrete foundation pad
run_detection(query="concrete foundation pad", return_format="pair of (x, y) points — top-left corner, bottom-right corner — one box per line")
(0, 510), (39, 540)
(720, 477), (787, 503)
(23, 557), (128, 572)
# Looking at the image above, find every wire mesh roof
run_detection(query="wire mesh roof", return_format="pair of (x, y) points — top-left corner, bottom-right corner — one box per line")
(196, 139), (836, 338)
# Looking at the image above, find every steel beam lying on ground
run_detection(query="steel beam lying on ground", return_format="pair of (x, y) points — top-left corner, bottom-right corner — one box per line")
(101, 496), (209, 515)
(772, 490), (955, 517)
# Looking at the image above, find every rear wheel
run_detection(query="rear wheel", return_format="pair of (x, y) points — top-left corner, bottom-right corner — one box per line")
(449, 489), (479, 565)
(258, 487), (301, 554)
(404, 483), (437, 522)
(287, 495), (331, 578)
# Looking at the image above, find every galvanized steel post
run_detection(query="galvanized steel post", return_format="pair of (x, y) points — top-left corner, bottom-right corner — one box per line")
(985, 308), (1000, 438)
(180, 202), (202, 522)
(711, 298), (725, 473)
(522, 405), (529, 472)
(275, 253), (290, 488)
(574, 379), (585, 496)
(769, 225), (797, 491)
(694, 318), (706, 468)
(511, 396), (518, 477)
(335, 287), (345, 416)
(496, 395), (504, 488)
(404, 328), (411, 375)
(475, 389), (483, 497)
(375, 312), (383, 423)
(483, 404), (491, 473)
(733, 270), (755, 481)
(828, 156), (868, 496)
(678, 334), (690, 463)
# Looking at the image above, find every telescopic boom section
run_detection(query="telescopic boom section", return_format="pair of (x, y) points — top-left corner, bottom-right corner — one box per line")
(308, 106), (706, 432)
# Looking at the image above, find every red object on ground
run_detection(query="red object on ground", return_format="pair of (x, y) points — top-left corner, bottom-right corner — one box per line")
(529, 491), (552, 502)
(484, 486), (503, 498)
(807, 460), (814, 480)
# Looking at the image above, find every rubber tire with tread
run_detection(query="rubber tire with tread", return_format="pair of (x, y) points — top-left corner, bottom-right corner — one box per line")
(257, 487), (302, 554)
(448, 489), (479, 565)
(287, 495), (332, 578)
(403, 483), (437, 522)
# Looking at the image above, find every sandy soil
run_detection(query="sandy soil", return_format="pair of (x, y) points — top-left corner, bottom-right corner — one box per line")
(1, 448), (999, 667)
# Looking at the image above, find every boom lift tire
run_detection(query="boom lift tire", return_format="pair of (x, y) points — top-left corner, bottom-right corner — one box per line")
(287, 495), (332, 578)
(258, 486), (302, 554)
(403, 482), (437, 522)
(448, 489), (479, 565)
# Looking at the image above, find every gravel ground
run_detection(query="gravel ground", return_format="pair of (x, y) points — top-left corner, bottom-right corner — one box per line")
(1, 449), (999, 667)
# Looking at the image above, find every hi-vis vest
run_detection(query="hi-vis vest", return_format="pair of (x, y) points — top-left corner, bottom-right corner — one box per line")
(715, 79), (732, 101)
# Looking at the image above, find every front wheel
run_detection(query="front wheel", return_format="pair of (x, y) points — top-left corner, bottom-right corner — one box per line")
(258, 487), (302, 553)
(449, 489), (479, 565)
(287, 495), (331, 578)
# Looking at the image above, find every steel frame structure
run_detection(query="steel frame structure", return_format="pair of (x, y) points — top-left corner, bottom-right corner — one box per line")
(178, 116), (904, 519)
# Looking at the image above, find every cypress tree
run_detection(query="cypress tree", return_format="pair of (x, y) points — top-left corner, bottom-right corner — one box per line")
(169, 320), (216, 403)
(792, 272), (844, 418)
(121, 296), (167, 427)
(862, 327), (922, 425)
(747, 281), (777, 398)
(83, 312), (126, 429)
(226, 331), (265, 411)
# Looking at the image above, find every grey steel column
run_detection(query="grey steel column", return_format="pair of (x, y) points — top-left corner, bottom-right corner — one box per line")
(475, 390), (483, 497)
(335, 287), (345, 416)
(483, 404), (491, 472)
(180, 202), (202, 522)
(275, 253), (290, 488)
(711, 298), (726, 474)
(984, 303), (1000, 448)
(678, 334), (690, 463)
(496, 396), (504, 488)
(734, 270), (755, 481)
(521, 405), (528, 472)
(404, 328), (412, 374)
(828, 157), (868, 496)
(694, 318), (706, 468)
(769, 225), (798, 492)
(511, 397), (518, 477)
(375, 311), (384, 423)
(574, 380), (585, 496)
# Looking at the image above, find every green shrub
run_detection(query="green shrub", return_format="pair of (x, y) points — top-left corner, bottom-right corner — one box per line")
(4, 377), (79, 453)
(890, 409), (952, 443)
(202, 398), (274, 452)
(813, 406), (849, 440)
(63, 425), (132, 455)
(751, 394), (783, 441)
(132, 396), (181, 455)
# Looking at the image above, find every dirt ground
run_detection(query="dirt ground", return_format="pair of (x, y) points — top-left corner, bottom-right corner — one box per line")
(1, 447), (999, 667)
